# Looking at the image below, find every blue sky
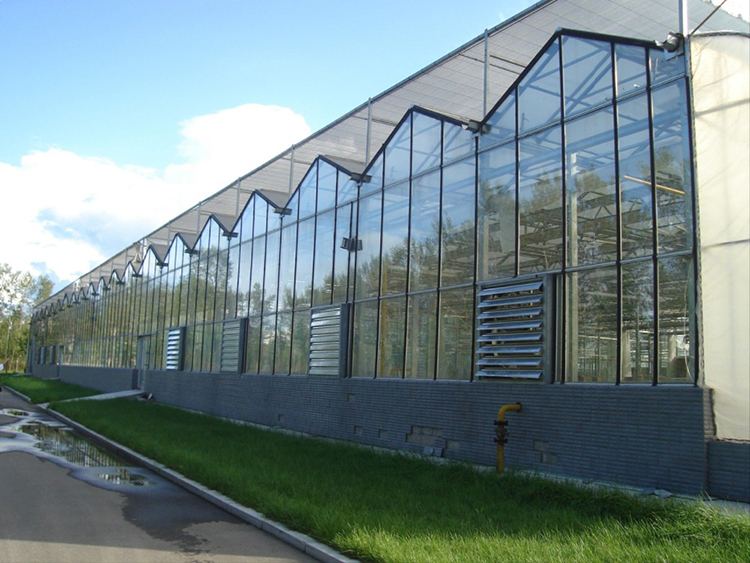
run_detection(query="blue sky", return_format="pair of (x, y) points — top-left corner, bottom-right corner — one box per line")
(0, 0), (538, 291)
(1, 0), (536, 170)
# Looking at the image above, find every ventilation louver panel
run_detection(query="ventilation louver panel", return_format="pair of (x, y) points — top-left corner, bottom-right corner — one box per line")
(221, 319), (246, 373)
(165, 327), (184, 371)
(309, 306), (343, 376)
(476, 280), (546, 379)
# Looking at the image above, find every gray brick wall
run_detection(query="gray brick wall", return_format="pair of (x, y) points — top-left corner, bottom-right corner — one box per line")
(708, 441), (750, 503)
(145, 371), (714, 497)
(31, 363), (60, 379)
(59, 366), (137, 393)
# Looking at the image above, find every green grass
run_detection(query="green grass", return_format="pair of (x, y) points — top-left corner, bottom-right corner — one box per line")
(52, 398), (750, 563)
(0, 375), (100, 403)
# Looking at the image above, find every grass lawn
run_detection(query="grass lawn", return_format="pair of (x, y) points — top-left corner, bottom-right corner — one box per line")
(0, 374), (100, 403)
(52, 398), (750, 563)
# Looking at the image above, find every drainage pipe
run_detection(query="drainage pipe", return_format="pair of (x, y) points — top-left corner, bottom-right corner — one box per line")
(494, 402), (522, 473)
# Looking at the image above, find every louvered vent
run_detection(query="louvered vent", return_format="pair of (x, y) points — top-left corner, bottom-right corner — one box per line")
(48, 345), (56, 365)
(221, 319), (246, 373)
(165, 327), (184, 371)
(38, 346), (46, 365)
(309, 306), (346, 376)
(476, 280), (547, 379)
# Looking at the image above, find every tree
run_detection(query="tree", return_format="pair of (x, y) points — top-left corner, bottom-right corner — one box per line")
(0, 264), (53, 372)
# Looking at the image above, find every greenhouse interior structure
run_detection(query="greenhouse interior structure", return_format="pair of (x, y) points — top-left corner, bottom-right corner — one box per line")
(29, 0), (749, 502)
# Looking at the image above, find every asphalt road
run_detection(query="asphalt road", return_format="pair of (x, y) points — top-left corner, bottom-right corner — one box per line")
(0, 388), (315, 563)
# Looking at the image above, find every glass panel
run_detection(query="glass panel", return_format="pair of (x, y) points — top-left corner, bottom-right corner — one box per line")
(622, 260), (654, 383)
(481, 91), (515, 149)
(291, 310), (310, 375)
(226, 245), (239, 318)
(617, 93), (653, 258)
(333, 204), (352, 304)
(361, 153), (383, 196)
(562, 36), (613, 117)
(249, 236), (265, 315)
(298, 162), (318, 219)
(254, 198), (268, 238)
(444, 120), (474, 163)
(652, 81), (692, 254)
(317, 160), (337, 212)
(378, 297), (405, 378)
(278, 224), (297, 311)
(203, 240), (218, 325)
(409, 170), (440, 291)
(658, 256), (694, 383)
(355, 194), (382, 299)
(215, 247), (229, 321)
(441, 158), (476, 287)
(259, 314), (276, 374)
(179, 264), (190, 326)
(192, 244), (206, 326)
(566, 107), (617, 266)
(478, 143), (516, 281)
(274, 312), (292, 375)
(518, 39), (561, 133)
(238, 197), (255, 242)
(313, 210), (335, 306)
(412, 112), (441, 175)
(263, 229), (281, 313)
(244, 316), (261, 374)
(437, 288), (474, 379)
(381, 183), (410, 295)
(404, 292), (436, 379)
(337, 171), (358, 205)
(615, 44), (647, 97)
(649, 49), (685, 85)
(212, 322), (222, 372)
(519, 125), (564, 273)
(351, 300), (377, 377)
(566, 267), (618, 383)
(192, 324), (204, 371)
(286, 191), (300, 223)
(295, 219), (314, 307)
(203, 323), (215, 371)
(183, 326), (194, 371)
(384, 115), (411, 187)
(236, 242), (251, 316)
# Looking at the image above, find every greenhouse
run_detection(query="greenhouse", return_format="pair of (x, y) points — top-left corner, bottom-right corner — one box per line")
(29, 1), (749, 502)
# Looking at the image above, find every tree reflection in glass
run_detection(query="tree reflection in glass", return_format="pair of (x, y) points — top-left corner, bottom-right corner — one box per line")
(566, 267), (617, 382)
(478, 143), (515, 280)
(519, 126), (563, 274)
(566, 108), (617, 266)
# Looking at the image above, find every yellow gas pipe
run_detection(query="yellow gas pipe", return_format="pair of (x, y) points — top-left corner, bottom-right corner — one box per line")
(495, 403), (522, 473)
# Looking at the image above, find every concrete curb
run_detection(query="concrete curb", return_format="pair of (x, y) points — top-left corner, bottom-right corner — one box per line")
(2, 385), (32, 404)
(40, 405), (358, 563)
(59, 390), (145, 402)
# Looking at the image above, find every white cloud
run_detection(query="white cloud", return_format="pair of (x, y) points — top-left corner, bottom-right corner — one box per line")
(166, 104), (311, 189)
(0, 103), (311, 292)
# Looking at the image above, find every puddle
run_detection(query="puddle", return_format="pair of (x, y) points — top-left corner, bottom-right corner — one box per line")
(0, 409), (155, 488)
(3, 410), (31, 417)
(19, 423), (124, 468)
(98, 468), (154, 487)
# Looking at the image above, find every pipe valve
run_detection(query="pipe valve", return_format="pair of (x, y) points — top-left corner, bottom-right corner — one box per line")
(493, 419), (509, 444)
(495, 402), (522, 473)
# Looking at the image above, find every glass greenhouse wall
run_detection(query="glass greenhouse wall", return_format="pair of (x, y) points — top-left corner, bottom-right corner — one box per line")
(30, 30), (696, 387)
